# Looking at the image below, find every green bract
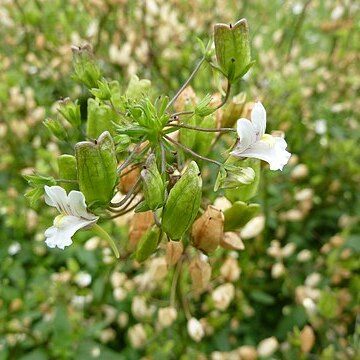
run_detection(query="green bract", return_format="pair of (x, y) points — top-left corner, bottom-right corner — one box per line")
(75, 131), (118, 208)
(214, 18), (253, 83)
(162, 161), (202, 240)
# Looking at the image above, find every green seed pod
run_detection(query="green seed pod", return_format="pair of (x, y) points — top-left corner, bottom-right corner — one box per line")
(57, 155), (78, 192)
(87, 98), (117, 138)
(135, 225), (161, 262)
(58, 97), (81, 128)
(71, 44), (101, 89)
(75, 131), (118, 208)
(224, 201), (261, 231)
(162, 161), (202, 240)
(214, 19), (253, 83)
(43, 118), (67, 141)
(141, 154), (165, 210)
(194, 114), (216, 157)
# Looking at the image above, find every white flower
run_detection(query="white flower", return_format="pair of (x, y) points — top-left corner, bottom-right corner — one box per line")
(187, 317), (205, 342)
(231, 102), (291, 170)
(44, 185), (98, 250)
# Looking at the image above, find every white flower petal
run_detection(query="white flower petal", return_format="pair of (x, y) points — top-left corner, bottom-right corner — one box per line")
(44, 186), (69, 214)
(44, 215), (96, 250)
(235, 118), (257, 152)
(239, 136), (291, 170)
(251, 101), (266, 139)
(68, 190), (97, 220)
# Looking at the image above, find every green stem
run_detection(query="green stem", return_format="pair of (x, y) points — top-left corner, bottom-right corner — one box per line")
(163, 134), (222, 167)
(167, 123), (235, 133)
(214, 81), (231, 110)
(166, 57), (206, 110)
(91, 223), (119, 258)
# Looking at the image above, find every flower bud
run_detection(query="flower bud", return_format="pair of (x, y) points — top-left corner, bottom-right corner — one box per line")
(220, 92), (246, 128)
(257, 337), (279, 358)
(225, 158), (261, 202)
(220, 257), (241, 282)
(223, 201), (261, 232)
(187, 317), (205, 342)
(214, 19), (252, 83)
(128, 211), (154, 252)
(135, 225), (161, 262)
(58, 97), (81, 128)
(189, 257), (211, 295)
(141, 154), (165, 210)
(75, 131), (118, 208)
(86, 98), (117, 138)
(162, 161), (202, 240)
(43, 118), (67, 140)
(212, 283), (235, 311)
(128, 323), (147, 349)
(158, 307), (178, 328)
(71, 44), (101, 89)
(300, 325), (315, 353)
(165, 240), (183, 266)
(191, 205), (224, 253)
(215, 163), (255, 191)
(57, 155), (78, 192)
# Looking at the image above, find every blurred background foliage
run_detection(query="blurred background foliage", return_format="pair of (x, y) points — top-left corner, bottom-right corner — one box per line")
(0, 0), (359, 359)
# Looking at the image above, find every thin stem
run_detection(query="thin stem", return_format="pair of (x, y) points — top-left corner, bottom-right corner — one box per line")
(108, 198), (143, 219)
(170, 255), (184, 308)
(55, 179), (78, 183)
(163, 134), (222, 167)
(108, 191), (138, 213)
(110, 175), (141, 207)
(160, 140), (166, 173)
(170, 110), (195, 118)
(91, 223), (119, 258)
(166, 57), (206, 110)
(117, 138), (145, 174)
(167, 123), (235, 133)
(214, 81), (231, 110)
(119, 162), (142, 178)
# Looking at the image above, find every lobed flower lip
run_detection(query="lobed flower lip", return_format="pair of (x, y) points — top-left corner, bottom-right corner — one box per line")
(230, 102), (291, 171)
(44, 185), (98, 250)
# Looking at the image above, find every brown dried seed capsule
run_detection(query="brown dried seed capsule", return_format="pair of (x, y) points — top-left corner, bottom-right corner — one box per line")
(189, 257), (211, 296)
(165, 241), (183, 266)
(191, 205), (224, 254)
(118, 163), (141, 194)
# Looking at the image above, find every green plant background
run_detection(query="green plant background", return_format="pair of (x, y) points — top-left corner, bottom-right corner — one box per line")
(0, 0), (359, 359)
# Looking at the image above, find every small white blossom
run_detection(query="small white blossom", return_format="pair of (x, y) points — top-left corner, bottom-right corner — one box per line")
(8, 242), (21, 255)
(187, 317), (205, 342)
(231, 102), (291, 171)
(44, 186), (98, 250)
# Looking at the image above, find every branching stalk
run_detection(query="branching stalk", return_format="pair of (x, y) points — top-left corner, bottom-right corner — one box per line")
(163, 134), (222, 167)
(166, 57), (206, 110)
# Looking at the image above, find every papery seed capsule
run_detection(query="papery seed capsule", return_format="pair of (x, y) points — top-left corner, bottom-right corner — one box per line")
(191, 205), (224, 253)
(165, 240), (183, 266)
(162, 161), (202, 240)
(135, 225), (161, 262)
(57, 155), (78, 192)
(189, 257), (211, 296)
(221, 92), (246, 128)
(75, 131), (118, 208)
